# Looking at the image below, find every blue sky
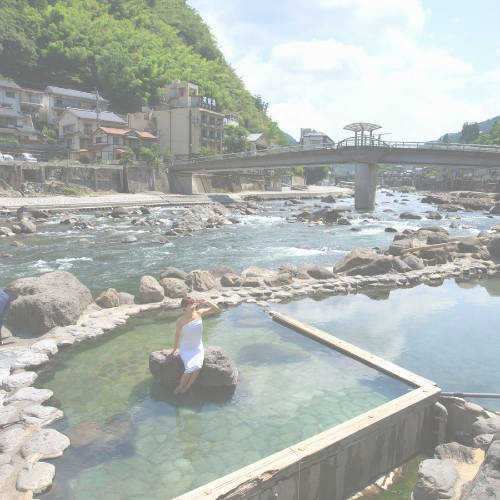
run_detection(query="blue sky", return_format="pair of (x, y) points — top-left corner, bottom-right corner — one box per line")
(188, 0), (500, 141)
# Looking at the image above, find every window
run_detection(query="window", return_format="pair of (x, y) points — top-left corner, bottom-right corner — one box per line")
(84, 125), (93, 136)
(6, 91), (16, 99)
(113, 136), (121, 145)
(96, 136), (103, 144)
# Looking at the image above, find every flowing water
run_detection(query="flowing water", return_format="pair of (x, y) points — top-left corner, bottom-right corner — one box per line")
(2, 191), (497, 294)
(38, 305), (411, 499)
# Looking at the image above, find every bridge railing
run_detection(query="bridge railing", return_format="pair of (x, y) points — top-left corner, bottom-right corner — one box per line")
(173, 139), (500, 167)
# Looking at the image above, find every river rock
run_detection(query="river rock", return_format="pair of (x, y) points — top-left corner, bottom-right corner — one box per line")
(0, 227), (14, 237)
(400, 211), (422, 220)
(137, 276), (164, 303)
(427, 211), (442, 220)
(460, 440), (500, 499)
(0, 406), (21, 427)
(242, 276), (264, 287)
(385, 227), (397, 232)
(149, 346), (238, 393)
(434, 442), (475, 463)
(13, 351), (50, 369)
(0, 464), (13, 489)
(220, 273), (243, 287)
(471, 416), (500, 437)
(118, 292), (135, 305)
(210, 265), (237, 278)
(473, 434), (494, 450)
(160, 267), (188, 280)
(301, 265), (334, 279)
(110, 206), (130, 218)
(4, 271), (93, 334)
(488, 236), (500, 260)
(6, 387), (52, 404)
(22, 405), (63, 426)
(489, 202), (500, 214)
(346, 255), (394, 276)
(265, 272), (294, 286)
(16, 461), (55, 494)
(333, 248), (380, 273)
(2, 371), (37, 392)
(321, 195), (336, 203)
(412, 459), (458, 500)
(160, 278), (189, 298)
(121, 234), (138, 243)
(22, 428), (69, 459)
(0, 425), (29, 454)
(185, 270), (217, 291)
(95, 288), (119, 308)
(19, 219), (36, 234)
(31, 339), (59, 356)
(457, 237), (483, 253)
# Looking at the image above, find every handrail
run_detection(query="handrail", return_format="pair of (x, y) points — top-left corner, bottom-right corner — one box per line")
(173, 139), (500, 166)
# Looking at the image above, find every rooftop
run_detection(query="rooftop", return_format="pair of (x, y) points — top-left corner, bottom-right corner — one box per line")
(46, 86), (109, 102)
(65, 108), (126, 123)
(247, 133), (265, 142)
(96, 126), (131, 136)
(343, 122), (382, 133)
(134, 130), (157, 139)
(0, 80), (21, 90)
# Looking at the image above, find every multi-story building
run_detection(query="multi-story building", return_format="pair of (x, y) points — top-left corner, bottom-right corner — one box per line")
(300, 128), (335, 149)
(0, 80), (21, 112)
(0, 107), (43, 144)
(58, 108), (127, 151)
(46, 86), (109, 124)
(18, 88), (46, 116)
(224, 113), (239, 127)
(143, 81), (224, 156)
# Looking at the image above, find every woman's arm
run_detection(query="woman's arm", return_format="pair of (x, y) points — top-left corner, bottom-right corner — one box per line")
(197, 298), (221, 316)
(172, 321), (182, 355)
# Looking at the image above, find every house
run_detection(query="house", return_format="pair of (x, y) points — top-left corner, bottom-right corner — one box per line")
(224, 113), (239, 127)
(58, 108), (127, 151)
(0, 107), (43, 144)
(247, 133), (270, 151)
(0, 80), (21, 112)
(81, 127), (158, 163)
(18, 88), (46, 116)
(148, 81), (224, 156)
(300, 128), (335, 149)
(46, 86), (109, 124)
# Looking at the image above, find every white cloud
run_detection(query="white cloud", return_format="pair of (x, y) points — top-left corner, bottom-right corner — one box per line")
(189, 0), (499, 141)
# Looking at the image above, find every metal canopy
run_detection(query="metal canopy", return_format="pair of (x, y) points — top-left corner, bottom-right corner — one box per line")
(343, 122), (381, 133)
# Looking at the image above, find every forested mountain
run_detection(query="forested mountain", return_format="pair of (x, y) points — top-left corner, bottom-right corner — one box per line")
(0, 0), (289, 144)
(439, 115), (500, 144)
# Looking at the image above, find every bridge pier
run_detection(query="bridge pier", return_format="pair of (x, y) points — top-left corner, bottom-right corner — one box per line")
(355, 163), (378, 211)
(169, 172), (207, 195)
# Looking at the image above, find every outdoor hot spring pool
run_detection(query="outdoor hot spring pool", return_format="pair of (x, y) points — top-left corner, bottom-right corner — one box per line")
(37, 304), (411, 499)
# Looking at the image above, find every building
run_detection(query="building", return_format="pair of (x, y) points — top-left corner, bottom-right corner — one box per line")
(46, 86), (109, 124)
(247, 133), (270, 151)
(300, 128), (335, 149)
(58, 108), (127, 151)
(224, 113), (239, 127)
(0, 80), (21, 112)
(0, 107), (43, 144)
(143, 81), (224, 156)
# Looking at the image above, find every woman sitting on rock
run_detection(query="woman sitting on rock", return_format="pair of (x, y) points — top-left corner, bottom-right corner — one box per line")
(172, 296), (221, 395)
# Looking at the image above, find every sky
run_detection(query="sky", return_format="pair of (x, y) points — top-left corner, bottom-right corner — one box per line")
(188, 0), (500, 142)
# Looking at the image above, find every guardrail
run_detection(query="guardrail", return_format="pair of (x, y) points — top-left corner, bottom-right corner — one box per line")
(173, 139), (500, 167)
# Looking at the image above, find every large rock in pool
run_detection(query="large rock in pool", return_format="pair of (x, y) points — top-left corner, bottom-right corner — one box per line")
(149, 346), (238, 393)
(4, 271), (92, 334)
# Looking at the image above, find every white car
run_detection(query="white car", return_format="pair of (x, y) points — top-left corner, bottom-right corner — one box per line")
(20, 152), (37, 163)
(0, 153), (14, 161)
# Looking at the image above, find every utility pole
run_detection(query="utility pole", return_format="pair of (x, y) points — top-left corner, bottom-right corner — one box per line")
(95, 88), (101, 131)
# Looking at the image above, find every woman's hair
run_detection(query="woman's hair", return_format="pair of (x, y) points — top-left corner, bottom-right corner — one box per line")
(181, 296), (196, 308)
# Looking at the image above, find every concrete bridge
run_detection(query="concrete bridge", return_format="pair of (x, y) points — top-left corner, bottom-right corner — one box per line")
(170, 139), (500, 210)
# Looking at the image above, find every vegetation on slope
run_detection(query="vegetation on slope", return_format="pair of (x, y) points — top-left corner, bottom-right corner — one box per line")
(0, 0), (289, 145)
(439, 115), (500, 144)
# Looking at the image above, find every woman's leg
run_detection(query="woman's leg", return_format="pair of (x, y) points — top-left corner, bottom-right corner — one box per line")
(179, 369), (200, 393)
(174, 372), (191, 394)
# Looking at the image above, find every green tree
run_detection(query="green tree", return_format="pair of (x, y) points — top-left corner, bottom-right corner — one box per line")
(474, 121), (500, 146)
(460, 122), (480, 143)
(119, 146), (135, 166)
(223, 125), (248, 153)
(305, 166), (329, 185)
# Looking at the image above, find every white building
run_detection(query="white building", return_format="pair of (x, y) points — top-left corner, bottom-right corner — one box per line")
(300, 128), (335, 149)
(0, 80), (21, 112)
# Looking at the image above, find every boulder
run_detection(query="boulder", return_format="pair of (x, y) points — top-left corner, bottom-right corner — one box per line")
(211, 265), (237, 278)
(434, 442), (475, 463)
(0, 227), (14, 237)
(385, 227), (397, 233)
(118, 292), (135, 305)
(333, 248), (381, 273)
(242, 276), (264, 287)
(21, 429), (70, 459)
(403, 254), (426, 270)
(149, 346), (238, 393)
(427, 211), (442, 220)
(160, 278), (189, 298)
(460, 440), (500, 499)
(4, 271), (93, 334)
(489, 202), (500, 215)
(110, 206), (130, 218)
(488, 236), (500, 260)
(95, 288), (119, 308)
(160, 267), (188, 281)
(242, 266), (274, 278)
(399, 211), (422, 220)
(345, 255), (394, 276)
(121, 234), (138, 243)
(220, 273), (243, 287)
(2, 371), (37, 392)
(16, 461), (55, 494)
(137, 276), (164, 304)
(321, 195), (336, 203)
(19, 219), (36, 234)
(457, 237), (483, 253)
(471, 416), (500, 437)
(301, 265), (334, 279)
(185, 270), (217, 291)
(392, 257), (412, 273)
(412, 459), (458, 500)
(265, 272), (294, 286)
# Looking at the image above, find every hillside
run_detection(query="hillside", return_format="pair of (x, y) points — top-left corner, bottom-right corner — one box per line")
(0, 0), (289, 145)
(439, 115), (500, 143)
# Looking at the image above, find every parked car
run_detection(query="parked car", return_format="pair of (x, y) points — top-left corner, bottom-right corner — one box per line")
(0, 153), (14, 161)
(19, 152), (37, 163)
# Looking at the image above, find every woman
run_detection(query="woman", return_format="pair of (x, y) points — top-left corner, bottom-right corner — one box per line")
(172, 296), (221, 395)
